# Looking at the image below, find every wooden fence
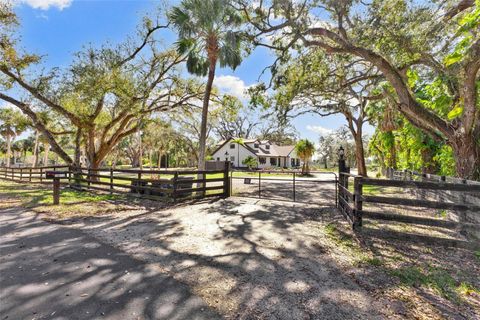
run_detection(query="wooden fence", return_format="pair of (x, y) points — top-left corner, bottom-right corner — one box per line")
(0, 165), (231, 202)
(338, 170), (480, 234)
(0, 165), (70, 183)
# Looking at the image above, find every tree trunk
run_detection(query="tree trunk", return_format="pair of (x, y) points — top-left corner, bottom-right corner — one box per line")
(148, 150), (153, 170)
(197, 58), (217, 192)
(43, 142), (49, 166)
(451, 135), (480, 180)
(5, 134), (11, 167)
(33, 130), (39, 167)
(198, 61), (216, 171)
(354, 135), (367, 176)
(157, 150), (162, 169)
(89, 160), (102, 182)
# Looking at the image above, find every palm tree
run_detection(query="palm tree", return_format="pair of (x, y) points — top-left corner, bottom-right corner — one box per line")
(169, 0), (244, 174)
(295, 139), (315, 175)
(0, 108), (29, 167)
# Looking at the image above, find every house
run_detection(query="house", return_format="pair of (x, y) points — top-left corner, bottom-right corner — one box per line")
(211, 138), (301, 169)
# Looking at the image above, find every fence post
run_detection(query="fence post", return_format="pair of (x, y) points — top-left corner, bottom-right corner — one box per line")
(87, 169), (91, 187)
(52, 177), (61, 205)
(20, 168), (23, 181)
(40, 167), (43, 183)
(293, 172), (296, 202)
(353, 176), (363, 228)
(110, 168), (114, 194)
(172, 171), (178, 203)
(230, 169), (233, 196)
(258, 171), (261, 198)
(29, 168), (32, 182)
(223, 161), (231, 197)
(338, 158), (345, 215)
(334, 174), (338, 208)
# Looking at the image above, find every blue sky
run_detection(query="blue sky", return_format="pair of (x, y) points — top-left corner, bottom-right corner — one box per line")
(12, 0), (371, 142)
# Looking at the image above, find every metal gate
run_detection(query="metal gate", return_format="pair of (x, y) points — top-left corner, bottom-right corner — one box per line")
(230, 170), (337, 206)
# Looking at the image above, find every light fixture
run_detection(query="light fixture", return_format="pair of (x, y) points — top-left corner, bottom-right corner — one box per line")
(338, 146), (345, 160)
(224, 151), (229, 162)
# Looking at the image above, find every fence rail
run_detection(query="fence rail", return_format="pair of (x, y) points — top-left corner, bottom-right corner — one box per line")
(0, 165), (70, 183)
(0, 164), (231, 202)
(338, 168), (480, 236)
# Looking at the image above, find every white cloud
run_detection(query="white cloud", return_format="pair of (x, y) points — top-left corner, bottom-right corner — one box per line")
(306, 125), (333, 136)
(15, 0), (72, 10)
(213, 75), (250, 101)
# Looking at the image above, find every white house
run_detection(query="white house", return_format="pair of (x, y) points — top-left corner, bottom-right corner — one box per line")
(211, 138), (300, 169)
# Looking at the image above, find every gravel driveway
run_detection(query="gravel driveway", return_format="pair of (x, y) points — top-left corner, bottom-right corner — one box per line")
(70, 197), (392, 319)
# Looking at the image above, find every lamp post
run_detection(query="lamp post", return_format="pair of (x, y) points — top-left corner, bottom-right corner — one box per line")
(338, 146), (345, 160)
(224, 151), (229, 163)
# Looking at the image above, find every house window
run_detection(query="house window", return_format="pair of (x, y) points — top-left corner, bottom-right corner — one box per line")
(291, 158), (295, 166)
(254, 143), (259, 148)
(230, 143), (235, 149)
(265, 145), (270, 150)
(270, 157), (277, 166)
(259, 157), (266, 164)
(230, 156), (235, 162)
(217, 157), (220, 161)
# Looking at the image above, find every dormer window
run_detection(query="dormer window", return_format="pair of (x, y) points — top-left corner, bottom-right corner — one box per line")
(265, 145), (270, 150)
(254, 143), (259, 148)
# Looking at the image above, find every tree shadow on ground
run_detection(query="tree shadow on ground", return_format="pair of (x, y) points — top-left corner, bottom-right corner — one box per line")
(77, 198), (403, 319)
(0, 206), (219, 320)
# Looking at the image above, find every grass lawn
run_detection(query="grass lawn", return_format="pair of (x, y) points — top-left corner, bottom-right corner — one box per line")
(0, 180), (133, 219)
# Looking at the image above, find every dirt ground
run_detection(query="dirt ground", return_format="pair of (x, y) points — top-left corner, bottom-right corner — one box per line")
(1, 180), (479, 319)
(60, 197), (479, 320)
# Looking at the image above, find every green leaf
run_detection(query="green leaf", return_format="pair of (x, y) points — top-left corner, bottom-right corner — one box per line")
(444, 52), (463, 67)
(447, 105), (463, 120)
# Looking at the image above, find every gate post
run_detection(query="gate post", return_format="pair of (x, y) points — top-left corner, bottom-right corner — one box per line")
(338, 146), (352, 225)
(353, 176), (363, 228)
(293, 172), (296, 202)
(223, 161), (231, 197)
(258, 171), (261, 198)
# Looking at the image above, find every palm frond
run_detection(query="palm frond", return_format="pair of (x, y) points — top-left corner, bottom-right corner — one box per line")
(174, 38), (195, 55)
(186, 51), (209, 76)
(168, 6), (194, 38)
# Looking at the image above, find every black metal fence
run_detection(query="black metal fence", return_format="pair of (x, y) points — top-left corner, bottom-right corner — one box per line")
(230, 169), (337, 205)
